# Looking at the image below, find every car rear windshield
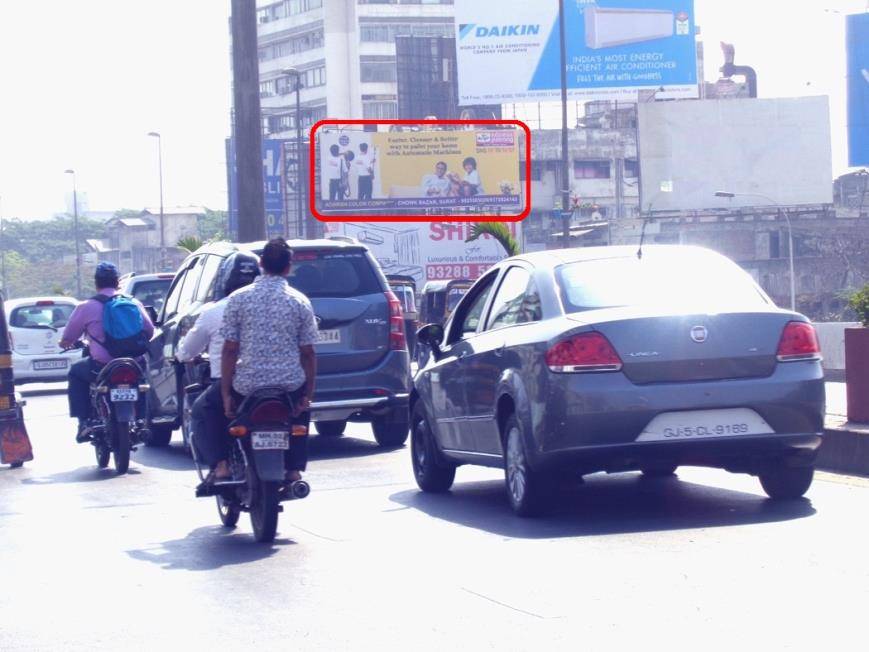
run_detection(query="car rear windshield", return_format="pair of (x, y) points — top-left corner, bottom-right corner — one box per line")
(391, 286), (416, 313)
(287, 250), (382, 298)
(557, 251), (769, 313)
(9, 303), (75, 329)
(129, 280), (172, 311)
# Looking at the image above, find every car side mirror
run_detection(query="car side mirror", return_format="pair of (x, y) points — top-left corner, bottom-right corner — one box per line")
(144, 306), (159, 326)
(417, 323), (444, 360)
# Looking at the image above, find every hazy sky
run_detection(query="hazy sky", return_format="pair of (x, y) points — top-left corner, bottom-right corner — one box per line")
(0, 0), (866, 220)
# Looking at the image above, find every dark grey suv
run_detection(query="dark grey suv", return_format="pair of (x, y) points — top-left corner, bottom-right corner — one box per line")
(145, 239), (412, 449)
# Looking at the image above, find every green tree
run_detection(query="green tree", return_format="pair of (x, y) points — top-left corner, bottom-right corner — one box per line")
(198, 209), (227, 242)
(465, 222), (520, 257)
(177, 236), (204, 254)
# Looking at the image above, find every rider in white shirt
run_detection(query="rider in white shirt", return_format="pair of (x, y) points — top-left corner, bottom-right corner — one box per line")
(177, 252), (259, 479)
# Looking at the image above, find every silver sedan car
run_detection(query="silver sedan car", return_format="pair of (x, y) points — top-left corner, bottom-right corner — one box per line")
(411, 246), (825, 516)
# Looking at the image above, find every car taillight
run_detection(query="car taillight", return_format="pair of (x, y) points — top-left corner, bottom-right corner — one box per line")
(251, 400), (290, 425)
(109, 365), (139, 384)
(546, 332), (623, 373)
(385, 291), (407, 351)
(777, 322), (821, 362)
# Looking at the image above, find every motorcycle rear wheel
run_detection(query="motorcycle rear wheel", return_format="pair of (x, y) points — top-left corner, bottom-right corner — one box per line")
(113, 422), (131, 475)
(250, 480), (280, 543)
(216, 495), (241, 528)
(95, 443), (110, 469)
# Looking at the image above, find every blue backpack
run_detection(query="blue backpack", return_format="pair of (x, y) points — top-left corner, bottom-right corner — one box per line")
(92, 294), (148, 358)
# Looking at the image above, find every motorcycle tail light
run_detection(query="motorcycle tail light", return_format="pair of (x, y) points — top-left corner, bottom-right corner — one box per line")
(545, 332), (623, 373)
(109, 366), (139, 384)
(777, 321), (822, 362)
(251, 400), (290, 425)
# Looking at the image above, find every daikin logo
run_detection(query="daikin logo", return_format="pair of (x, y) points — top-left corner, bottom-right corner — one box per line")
(459, 23), (540, 40)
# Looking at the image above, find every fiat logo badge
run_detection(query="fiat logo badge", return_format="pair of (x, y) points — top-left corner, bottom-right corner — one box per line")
(690, 326), (708, 343)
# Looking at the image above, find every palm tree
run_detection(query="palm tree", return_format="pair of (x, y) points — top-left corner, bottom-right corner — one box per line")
(176, 236), (203, 254)
(465, 222), (520, 257)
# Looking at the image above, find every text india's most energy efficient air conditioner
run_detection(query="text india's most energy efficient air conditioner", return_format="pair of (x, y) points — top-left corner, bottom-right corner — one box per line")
(584, 6), (674, 50)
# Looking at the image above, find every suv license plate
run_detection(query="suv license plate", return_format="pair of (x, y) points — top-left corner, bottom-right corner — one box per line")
(33, 359), (68, 371)
(110, 388), (138, 402)
(318, 329), (341, 344)
(252, 431), (289, 450)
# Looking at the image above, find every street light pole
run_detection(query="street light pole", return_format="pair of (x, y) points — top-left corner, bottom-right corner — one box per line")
(714, 191), (796, 311)
(147, 132), (166, 271)
(558, 0), (571, 249)
(282, 68), (304, 239)
(64, 170), (82, 298)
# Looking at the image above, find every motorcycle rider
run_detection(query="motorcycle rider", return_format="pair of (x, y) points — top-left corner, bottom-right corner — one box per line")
(218, 238), (318, 483)
(60, 262), (155, 442)
(176, 252), (259, 482)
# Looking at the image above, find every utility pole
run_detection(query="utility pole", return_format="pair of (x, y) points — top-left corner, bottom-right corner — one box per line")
(64, 170), (83, 298)
(558, 0), (571, 249)
(231, 0), (265, 243)
(147, 132), (166, 271)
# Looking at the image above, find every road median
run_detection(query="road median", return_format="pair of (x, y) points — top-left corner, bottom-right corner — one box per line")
(817, 416), (869, 477)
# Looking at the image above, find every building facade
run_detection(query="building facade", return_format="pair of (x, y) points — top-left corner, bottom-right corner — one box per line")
(255, 0), (455, 138)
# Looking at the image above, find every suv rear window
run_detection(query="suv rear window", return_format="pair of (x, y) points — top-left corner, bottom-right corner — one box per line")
(287, 250), (382, 298)
(129, 280), (172, 311)
(10, 303), (75, 329)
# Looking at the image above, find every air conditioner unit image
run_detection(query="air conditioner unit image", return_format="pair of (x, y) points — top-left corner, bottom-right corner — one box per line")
(584, 6), (674, 50)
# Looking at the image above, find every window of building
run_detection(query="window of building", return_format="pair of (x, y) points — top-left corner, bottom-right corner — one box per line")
(573, 160), (611, 179)
(769, 231), (781, 259)
(359, 22), (453, 42)
(259, 80), (275, 98)
(258, 29), (324, 61)
(363, 101), (398, 119)
(519, 161), (543, 182)
(624, 158), (639, 178)
(360, 60), (397, 83)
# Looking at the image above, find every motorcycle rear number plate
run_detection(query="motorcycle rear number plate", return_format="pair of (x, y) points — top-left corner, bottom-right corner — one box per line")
(637, 408), (774, 442)
(33, 359), (68, 370)
(252, 431), (290, 450)
(318, 329), (341, 344)
(109, 388), (138, 402)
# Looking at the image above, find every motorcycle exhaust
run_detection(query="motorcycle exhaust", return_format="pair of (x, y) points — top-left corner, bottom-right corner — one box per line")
(290, 480), (310, 500)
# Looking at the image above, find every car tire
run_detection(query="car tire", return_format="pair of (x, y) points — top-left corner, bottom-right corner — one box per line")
(503, 414), (551, 517)
(144, 423), (173, 447)
(372, 409), (410, 448)
(316, 420), (347, 437)
(410, 402), (455, 493)
(759, 464), (814, 500)
(641, 464), (678, 478)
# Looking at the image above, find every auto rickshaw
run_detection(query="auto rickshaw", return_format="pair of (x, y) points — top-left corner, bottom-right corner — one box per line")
(0, 293), (33, 468)
(386, 274), (419, 358)
(415, 279), (473, 366)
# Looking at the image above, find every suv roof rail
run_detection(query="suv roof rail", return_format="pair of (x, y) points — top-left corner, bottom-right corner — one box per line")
(327, 235), (357, 244)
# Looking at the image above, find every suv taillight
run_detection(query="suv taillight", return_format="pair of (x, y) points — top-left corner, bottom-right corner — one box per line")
(109, 365), (139, 384)
(545, 332), (623, 373)
(776, 322), (821, 362)
(385, 291), (407, 351)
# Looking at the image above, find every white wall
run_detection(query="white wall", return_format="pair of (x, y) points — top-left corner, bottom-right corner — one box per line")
(815, 322), (861, 371)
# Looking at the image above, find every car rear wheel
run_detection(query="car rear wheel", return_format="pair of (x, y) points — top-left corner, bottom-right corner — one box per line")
(372, 409), (409, 448)
(410, 402), (455, 493)
(316, 420), (347, 437)
(759, 464), (814, 500)
(144, 423), (173, 447)
(641, 464), (678, 478)
(503, 414), (551, 517)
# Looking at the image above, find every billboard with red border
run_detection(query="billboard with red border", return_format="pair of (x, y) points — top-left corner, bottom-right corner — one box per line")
(310, 119), (531, 222)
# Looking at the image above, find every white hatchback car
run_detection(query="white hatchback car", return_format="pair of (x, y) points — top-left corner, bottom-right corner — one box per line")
(4, 297), (81, 383)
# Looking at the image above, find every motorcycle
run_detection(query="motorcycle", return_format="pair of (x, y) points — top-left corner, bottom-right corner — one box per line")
(192, 386), (310, 543)
(70, 344), (150, 475)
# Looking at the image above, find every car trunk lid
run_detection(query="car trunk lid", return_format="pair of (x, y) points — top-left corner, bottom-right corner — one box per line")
(567, 307), (789, 384)
(8, 302), (75, 356)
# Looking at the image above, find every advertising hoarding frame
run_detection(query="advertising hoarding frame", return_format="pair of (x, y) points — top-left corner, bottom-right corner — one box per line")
(309, 119), (532, 223)
(847, 12), (869, 168)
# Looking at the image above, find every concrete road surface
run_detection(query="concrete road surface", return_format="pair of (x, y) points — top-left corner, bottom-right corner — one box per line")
(2, 382), (868, 651)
